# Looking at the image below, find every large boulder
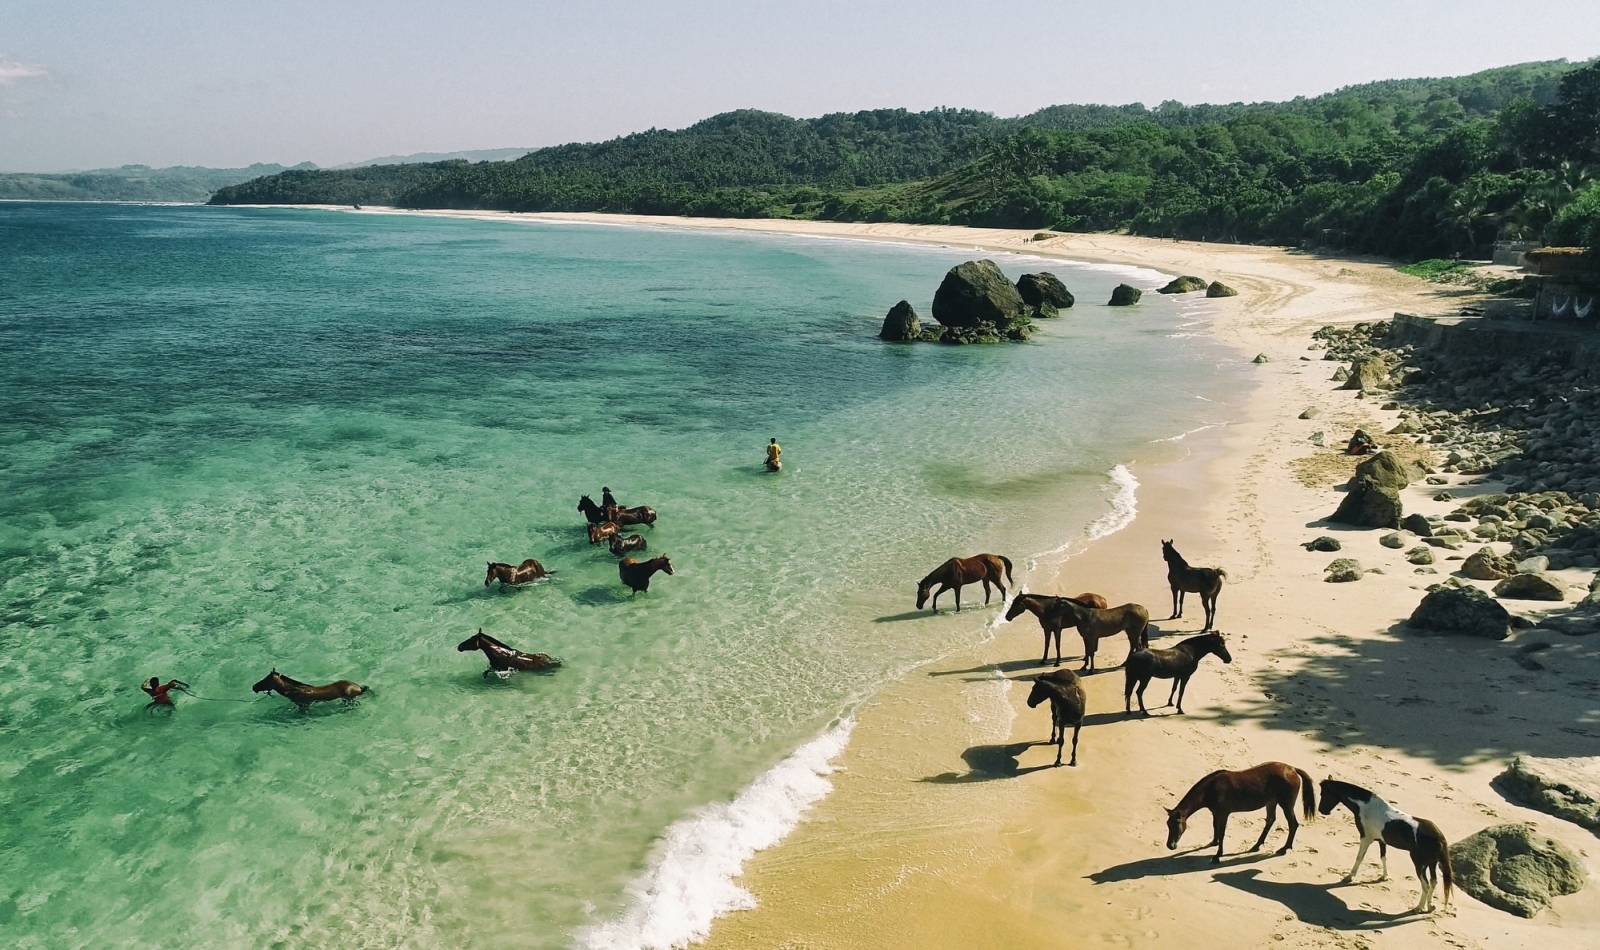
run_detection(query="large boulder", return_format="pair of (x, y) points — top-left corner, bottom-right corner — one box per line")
(1108, 284), (1143, 306)
(1493, 572), (1567, 601)
(1157, 275), (1208, 294)
(1450, 823), (1586, 917)
(1343, 354), (1399, 393)
(1350, 451), (1424, 491)
(932, 261), (1026, 328)
(1206, 281), (1238, 298)
(1497, 756), (1600, 833)
(1329, 476), (1402, 529)
(1407, 584), (1512, 639)
(1462, 546), (1516, 580)
(1015, 272), (1074, 310)
(879, 300), (922, 341)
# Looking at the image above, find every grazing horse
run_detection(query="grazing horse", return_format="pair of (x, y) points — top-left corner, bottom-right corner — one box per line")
(1042, 597), (1150, 671)
(608, 534), (647, 556)
(588, 521), (621, 545)
(1162, 540), (1226, 631)
(1005, 592), (1109, 666)
(916, 554), (1013, 613)
(456, 628), (561, 676)
(1026, 669), (1086, 767)
(619, 555), (673, 594)
(1165, 762), (1315, 864)
(578, 495), (657, 528)
(1124, 632), (1233, 715)
(1318, 779), (1453, 914)
(484, 559), (555, 587)
(251, 670), (367, 710)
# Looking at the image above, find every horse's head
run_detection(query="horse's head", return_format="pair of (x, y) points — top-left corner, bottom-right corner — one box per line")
(578, 495), (595, 513)
(1161, 539), (1176, 561)
(915, 579), (933, 610)
(251, 669), (281, 694)
(1316, 779), (1342, 817)
(1004, 596), (1030, 621)
(1165, 807), (1188, 850)
(485, 562), (500, 586)
(1211, 634), (1233, 664)
(1026, 678), (1052, 709)
(457, 629), (484, 652)
(657, 556), (674, 576)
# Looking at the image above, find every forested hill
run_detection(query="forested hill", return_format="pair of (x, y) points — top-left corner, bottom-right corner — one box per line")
(210, 58), (1600, 259)
(1, 163), (317, 202)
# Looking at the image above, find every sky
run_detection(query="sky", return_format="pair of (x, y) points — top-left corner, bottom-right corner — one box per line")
(2, 0), (1598, 173)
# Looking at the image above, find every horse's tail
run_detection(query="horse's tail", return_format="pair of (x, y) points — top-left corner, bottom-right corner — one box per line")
(1419, 819), (1452, 904)
(1295, 768), (1316, 820)
(1000, 555), (1013, 586)
(1215, 568), (1228, 583)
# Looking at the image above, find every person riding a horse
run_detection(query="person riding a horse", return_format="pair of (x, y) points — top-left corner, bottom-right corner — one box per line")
(766, 438), (782, 472)
(602, 487), (618, 510)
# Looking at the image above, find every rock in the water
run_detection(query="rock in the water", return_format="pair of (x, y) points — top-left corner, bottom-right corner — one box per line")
(1380, 532), (1406, 549)
(1015, 272), (1074, 310)
(1325, 558), (1364, 582)
(1303, 536), (1342, 552)
(1493, 572), (1567, 601)
(1450, 823), (1586, 917)
(1158, 275), (1209, 294)
(938, 322), (1005, 345)
(1401, 513), (1434, 536)
(1462, 546), (1516, 580)
(1330, 476), (1403, 529)
(1206, 281), (1238, 298)
(1407, 584), (1512, 639)
(879, 300), (923, 342)
(932, 261), (1026, 328)
(1108, 284), (1142, 307)
(1350, 451), (1423, 491)
(1498, 756), (1600, 833)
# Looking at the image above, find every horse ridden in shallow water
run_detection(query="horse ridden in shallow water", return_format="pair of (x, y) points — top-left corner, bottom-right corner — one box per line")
(916, 554), (1012, 613)
(1042, 597), (1150, 671)
(1124, 632), (1232, 715)
(1005, 592), (1109, 666)
(619, 555), (673, 594)
(1026, 668), (1086, 766)
(578, 495), (657, 528)
(484, 559), (555, 587)
(1318, 779), (1453, 914)
(1165, 761), (1315, 864)
(1162, 540), (1226, 631)
(457, 629), (561, 677)
(251, 670), (367, 710)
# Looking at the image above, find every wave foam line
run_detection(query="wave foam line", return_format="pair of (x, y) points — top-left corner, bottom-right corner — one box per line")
(1024, 463), (1140, 568)
(577, 718), (855, 950)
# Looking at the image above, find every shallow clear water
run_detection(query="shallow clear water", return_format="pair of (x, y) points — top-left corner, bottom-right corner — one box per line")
(0, 205), (1243, 949)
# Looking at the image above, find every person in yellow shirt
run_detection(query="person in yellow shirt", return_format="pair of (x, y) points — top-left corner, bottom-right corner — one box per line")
(765, 438), (782, 472)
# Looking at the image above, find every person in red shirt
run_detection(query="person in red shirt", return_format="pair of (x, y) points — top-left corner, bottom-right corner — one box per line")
(142, 677), (188, 706)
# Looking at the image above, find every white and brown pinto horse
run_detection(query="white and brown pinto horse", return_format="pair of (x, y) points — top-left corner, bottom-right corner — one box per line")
(1318, 779), (1452, 914)
(251, 670), (367, 710)
(916, 554), (1013, 613)
(485, 559), (555, 587)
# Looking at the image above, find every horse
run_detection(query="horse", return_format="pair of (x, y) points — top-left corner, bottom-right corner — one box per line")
(619, 555), (673, 594)
(1162, 540), (1226, 631)
(608, 534), (647, 556)
(579, 495), (657, 528)
(1124, 632), (1232, 715)
(484, 559), (555, 587)
(1005, 592), (1109, 666)
(1026, 669), (1086, 767)
(1042, 597), (1150, 671)
(1318, 779), (1453, 914)
(578, 495), (610, 525)
(588, 521), (621, 545)
(456, 628), (561, 677)
(1165, 762), (1315, 864)
(916, 554), (1013, 613)
(251, 670), (367, 710)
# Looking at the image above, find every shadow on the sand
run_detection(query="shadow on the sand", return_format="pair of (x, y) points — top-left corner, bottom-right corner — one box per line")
(1089, 850), (1275, 883)
(929, 659), (1043, 677)
(1214, 869), (1415, 930)
(874, 610), (930, 623)
(919, 742), (1056, 783)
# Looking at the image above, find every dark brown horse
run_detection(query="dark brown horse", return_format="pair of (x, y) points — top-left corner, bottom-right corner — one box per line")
(1026, 668), (1086, 766)
(251, 670), (367, 710)
(916, 554), (1013, 612)
(484, 559), (555, 587)
(588, 521), (621, 545)
(1042, 597), (1150, 671)
(1005, 592), (1109, 665)
(619, 555), (673, 594)
(608, 534), (647, 556)
(1162, 540), (1226, 631)
(578, 495), (657, 527)
(457, 629), (561, 677)
(1124, 632), (1232, 715)
(1318, 779), (1452, 914)
(1165, 762), (1315, 863)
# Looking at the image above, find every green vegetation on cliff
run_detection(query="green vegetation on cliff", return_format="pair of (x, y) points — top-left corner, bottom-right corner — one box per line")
(0, 163), (315, 202)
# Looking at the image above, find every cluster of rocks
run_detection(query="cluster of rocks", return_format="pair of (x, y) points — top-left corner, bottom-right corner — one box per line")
(1156, 275), (1238, 298)
(1310, 320), (1391, 362)
(880, 260), (1071, 344)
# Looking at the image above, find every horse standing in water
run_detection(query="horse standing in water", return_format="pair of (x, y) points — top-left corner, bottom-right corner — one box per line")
(1318, 779), (1453, 914)
(587, 521), (621, 545)
(1005, 592), (1109, 666)
(1162, 540), (1226, 631)
(578, 495), (657, 528)
(484, 559), (555, 587)
(251, 670), (368, 710)
(619, 555), (673, 594)
(1123, 632), (1232, 715)
(457, 629), (561, 676)
(608, 534), (647, 556)
(1165, 762), (1315, 863)
(1026, 669), (1086, 766)
(1042, 597), (1150, 671)
(916, 554), (1012, 612)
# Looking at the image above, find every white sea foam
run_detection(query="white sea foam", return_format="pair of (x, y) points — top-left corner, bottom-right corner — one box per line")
(1087, 463), (1140, 542)
(1148, 422), (1229, 444)
(577, 717), (855, 950)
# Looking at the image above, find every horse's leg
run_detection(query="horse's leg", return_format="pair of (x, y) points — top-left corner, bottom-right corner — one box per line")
(954, 583), (963, 613)
(1169, 584), (1181, 620)
(1203, 590), (1217, 631)
(1174, 674), (1189, 714)
(1412, 854), (1432, 912)
(980, 578), (992, 605)
(1211, 811), (1229, 863)
(1079, 634), (1095, 672)
(1053, 718), (1064, 767)
(1124, 671), (1135, 713)
(1067, 720), (1080, 767)
(1136, 677), (1152, 715)
(1278, 798), (1300, 854)
(930, 586), (942, 612)
(1251, 803), (1278, 852)
(1378, 840), (1389, 881)
(1041, 626), (1051, 666)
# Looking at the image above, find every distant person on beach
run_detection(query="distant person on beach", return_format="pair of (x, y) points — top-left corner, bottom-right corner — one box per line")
(765, 438), (782, 472)
(142, 677), (188, 707)
(602, 486), (618, 510)
(1345, 429), (1375, 456)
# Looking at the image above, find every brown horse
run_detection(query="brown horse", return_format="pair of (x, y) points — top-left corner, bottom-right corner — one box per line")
(1006, 592), (1109, 665)
(1162, 540), (1226, 631)
(1124, 632), (1232, 715)
(457, 629), (561, 677)
(1026, 669), (1086, 767)
(251, 670), (367, 710)
(578, 495), (657, 527)
(588, 521), (621, 545)
(619, 555), (673, 594)
(484, 559), (555, 587)
(608, 534), (647, 556)
(1318, 779), (1452, 914)
(1166, 762), (1315, 864)
(916, 554), (1013, 613)
(1042, 597), (1150, 671)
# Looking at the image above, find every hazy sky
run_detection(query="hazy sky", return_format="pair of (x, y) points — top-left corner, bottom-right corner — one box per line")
(3, 0), (1598, 172)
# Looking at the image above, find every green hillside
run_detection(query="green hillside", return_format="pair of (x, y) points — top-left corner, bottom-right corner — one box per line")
(0, 163), (315, 202)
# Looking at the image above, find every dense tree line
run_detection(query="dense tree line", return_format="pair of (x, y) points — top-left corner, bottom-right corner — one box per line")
(210, 59), (1600, 257)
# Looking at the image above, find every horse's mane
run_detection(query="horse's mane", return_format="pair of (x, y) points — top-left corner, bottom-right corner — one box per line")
(1163, 542), (1190, 569)
(1321, 778), (1374, 803)
(274, 672), (313, 690)
(476, 631), (512, 650)
(1180, 632), (1226, 647)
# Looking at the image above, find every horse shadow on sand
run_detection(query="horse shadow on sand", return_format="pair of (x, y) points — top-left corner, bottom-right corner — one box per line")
(1090, 849), (1276, 884)
(1213, 869), (1415, 931)
(919, 742), (1056, 783)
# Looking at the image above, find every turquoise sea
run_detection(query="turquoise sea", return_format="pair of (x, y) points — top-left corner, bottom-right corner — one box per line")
(0, 204), (1245, 949)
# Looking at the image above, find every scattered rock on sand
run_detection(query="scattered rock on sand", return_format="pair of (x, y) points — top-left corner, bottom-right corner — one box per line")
(1325, 558), (1364, 582)
(1344, 353), (1400, 393)
(1158, 275), (1208, 294)
(1303, 536), (1341, 552)
(879, 300), (923, 341)
(1108, 284), (1142, 307)
(1014, 272), (1074, 311)
(1450, 823), (1586, 918)
(1498, 756), (1600, 833)
(1252, 353), (1270, 364)
(1493, 572), (1567, 601)
(1331, 366), (1351, 382)
(932, 261), (1026, 328)
(1380, 532), (1406, 549)
(1401, 513), (1434, 536)
(1462, 546), (1516, 580)
(1330, 476), (1403, 529)
(1516, 556), (1550, 574)
(1407, 546), (1436, 565)
(1205, 281), (1238, 298)
(1299, 407), (1321, 420)
(1407, 584), (1512, 639)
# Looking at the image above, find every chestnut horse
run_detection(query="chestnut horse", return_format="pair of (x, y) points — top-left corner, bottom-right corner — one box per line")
(1166, 762), (1314, 863)
(1162, 540), (1226, 631)
(619, 555), (673, 594)
(1318, 779), (1452, 914)
(1042, 597), (1150, 671)
(588, 521), (620, 545)
(484, 559), (555, 587)
(1124, 632), (1232, 715)
(578, 495), (657, 528)
(457, 629), (561, 676)
(1026, 668), (1086, 766)
(1005, 592), (1109, 665)
(608, 534), (647, 556)
(916, 554), (1013, 613)
(251, 670), (367, 710)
